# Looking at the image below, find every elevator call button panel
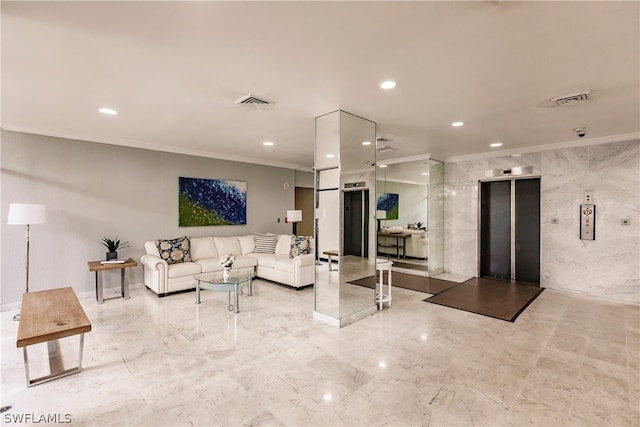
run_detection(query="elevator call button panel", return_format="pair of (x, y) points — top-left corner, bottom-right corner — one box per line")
(580, 204), (596, 240)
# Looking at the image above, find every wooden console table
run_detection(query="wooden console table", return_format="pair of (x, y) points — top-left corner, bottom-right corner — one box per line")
(16, 287), (92, 387)
(88, 258), (137, 303)
(377, 232), (411, 258)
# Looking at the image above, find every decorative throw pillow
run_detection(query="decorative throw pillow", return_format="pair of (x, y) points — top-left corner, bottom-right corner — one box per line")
(253, 233), (278, 254)
(155, 236), (191, 264)
(290, 236), (311, 258)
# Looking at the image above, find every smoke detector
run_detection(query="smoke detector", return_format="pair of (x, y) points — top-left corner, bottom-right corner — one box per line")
(235, 94), (274, 108)
(550, 91), (591, 106)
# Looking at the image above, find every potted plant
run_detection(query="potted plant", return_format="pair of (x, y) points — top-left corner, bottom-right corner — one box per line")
(100, 237), (129, 260)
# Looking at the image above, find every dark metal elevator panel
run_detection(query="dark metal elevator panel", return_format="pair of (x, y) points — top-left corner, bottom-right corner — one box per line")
(480, 180), (511, 280)
(515, 178), (541, 284)
(343, 190), (369, 257)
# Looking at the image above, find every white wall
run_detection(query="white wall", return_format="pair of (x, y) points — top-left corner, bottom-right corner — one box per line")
(444, 139), (639, 303)
(1, 131), (296, 306)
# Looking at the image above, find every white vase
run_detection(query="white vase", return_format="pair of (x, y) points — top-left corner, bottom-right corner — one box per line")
(223, 268), (231, 282)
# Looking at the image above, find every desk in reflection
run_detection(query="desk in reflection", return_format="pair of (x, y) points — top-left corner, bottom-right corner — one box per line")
(377, 231), (411, 258)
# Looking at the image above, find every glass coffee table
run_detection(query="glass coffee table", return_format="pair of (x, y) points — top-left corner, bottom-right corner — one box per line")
(194, 271), (253, 313)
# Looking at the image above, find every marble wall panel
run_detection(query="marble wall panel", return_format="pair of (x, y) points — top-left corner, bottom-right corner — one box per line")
(444, 139), (639, 303)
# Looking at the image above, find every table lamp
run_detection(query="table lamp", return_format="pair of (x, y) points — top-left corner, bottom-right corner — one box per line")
(286, 210), (302, 235)
(376, 210), (387, 232)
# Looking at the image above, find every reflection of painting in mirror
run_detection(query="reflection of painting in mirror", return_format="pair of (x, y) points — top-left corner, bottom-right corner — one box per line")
(376, 193), (399, 220)
(179, 177), (247, 226)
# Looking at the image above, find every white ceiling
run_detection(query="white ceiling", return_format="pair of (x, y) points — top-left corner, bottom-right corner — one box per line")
(2, 1), (639, 170)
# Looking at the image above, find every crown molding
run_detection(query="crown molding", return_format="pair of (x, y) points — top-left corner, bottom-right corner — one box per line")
(2, 126), (309, 171)
(445, 133), (640, 163)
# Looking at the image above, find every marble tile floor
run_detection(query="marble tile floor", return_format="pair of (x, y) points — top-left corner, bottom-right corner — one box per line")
(1, 280), (638, 426)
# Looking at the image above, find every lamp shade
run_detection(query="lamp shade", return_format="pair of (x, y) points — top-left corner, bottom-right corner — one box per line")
(376, 210), (387, 220)
(8, 203), (47, 225)
(286, 210), (302, 222)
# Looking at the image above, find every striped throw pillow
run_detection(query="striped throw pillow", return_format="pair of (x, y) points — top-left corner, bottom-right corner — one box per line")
(253, 233), (278, 254)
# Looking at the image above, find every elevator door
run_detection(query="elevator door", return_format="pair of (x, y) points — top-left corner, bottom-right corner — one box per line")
(515, 178), (541, 284)
(480, 180), (511, 279)
(480, 178), (541, 285)
(343, 190), (369, 257)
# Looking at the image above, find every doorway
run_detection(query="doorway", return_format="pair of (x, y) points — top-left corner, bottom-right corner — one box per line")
(343, 189), (369, 257)
(480, 178), (540, 285)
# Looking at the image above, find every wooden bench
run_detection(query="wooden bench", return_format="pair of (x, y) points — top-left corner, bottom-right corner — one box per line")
(16, 287), (92, 387)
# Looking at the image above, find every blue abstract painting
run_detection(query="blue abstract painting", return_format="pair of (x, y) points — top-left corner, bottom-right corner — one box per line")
(179, 177), (247, 226)
(376, 193), (399, 220)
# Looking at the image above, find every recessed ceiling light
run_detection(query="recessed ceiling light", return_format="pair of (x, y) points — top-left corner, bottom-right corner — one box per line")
(421, 172), (429, 176)
(490, 142), (503, 148)
(379, 164), (388, 168)
(451, 121), (464, 127)
(99, 107), (117, 115)
(379, 80), (396, 90)
(323, 393), (333, 401)
(362, 141), (371, 146)
(512, 154), (522, 157)
(326, 154), (335, 158)
(262, 141), (274, 146)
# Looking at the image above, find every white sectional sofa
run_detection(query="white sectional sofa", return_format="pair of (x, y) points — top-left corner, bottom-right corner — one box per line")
(141, 234), (315, 296)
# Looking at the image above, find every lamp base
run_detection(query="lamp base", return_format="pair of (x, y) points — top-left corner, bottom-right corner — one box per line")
(12, 313), (20, 322)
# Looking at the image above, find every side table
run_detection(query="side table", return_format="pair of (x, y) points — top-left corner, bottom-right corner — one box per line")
(375, 258), (393, 310)
(87, 258), (137, 303)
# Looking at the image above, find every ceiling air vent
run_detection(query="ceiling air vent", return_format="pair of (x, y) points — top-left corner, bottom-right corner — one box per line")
(377, 145), (395, 153)
(550, 91), (591, 106)
(376, 137), (395, 153)
(235, 94), (273, 107)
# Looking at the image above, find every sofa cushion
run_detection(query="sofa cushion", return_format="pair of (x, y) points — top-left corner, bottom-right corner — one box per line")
(254, 233), (278, 254)
(214, 236), (242, 256)
(275, 234), (292, 255)
(251, 253), (278, 268)
(195, 258), (223, 273)
(238, 235), (255, 255)
(385, 226), (404, 234)
(144, 241), (160, 257)
(167, 261), (201, 278)
(190, 237), (218, 260)
(274, 256), (295, 273)
(232, 256), (258, 269)
(290, 236), (311, 257)
(156, 236), (191, 264)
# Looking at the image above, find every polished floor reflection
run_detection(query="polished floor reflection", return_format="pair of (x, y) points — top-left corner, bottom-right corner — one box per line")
(2, 280), (638, 426)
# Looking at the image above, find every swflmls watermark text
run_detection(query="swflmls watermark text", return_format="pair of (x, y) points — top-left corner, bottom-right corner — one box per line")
(3, 413), (71, 424)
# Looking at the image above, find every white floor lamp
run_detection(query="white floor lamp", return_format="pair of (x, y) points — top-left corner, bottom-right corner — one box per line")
(8, 203), (47, 322)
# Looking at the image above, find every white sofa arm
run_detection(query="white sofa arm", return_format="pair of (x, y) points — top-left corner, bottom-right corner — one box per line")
(293, 253), (316, 267)
(140, 254), (168, 295)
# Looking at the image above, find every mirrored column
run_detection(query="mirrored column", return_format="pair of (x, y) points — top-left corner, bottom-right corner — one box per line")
(313, 110), (377, 327)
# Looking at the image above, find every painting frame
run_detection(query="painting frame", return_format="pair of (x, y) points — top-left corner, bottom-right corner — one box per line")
(179, 177), (247, 226)
(376, 193), (399, 220)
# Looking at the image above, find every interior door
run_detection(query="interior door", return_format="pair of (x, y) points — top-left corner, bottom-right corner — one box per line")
(480, 180), (511, 279)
